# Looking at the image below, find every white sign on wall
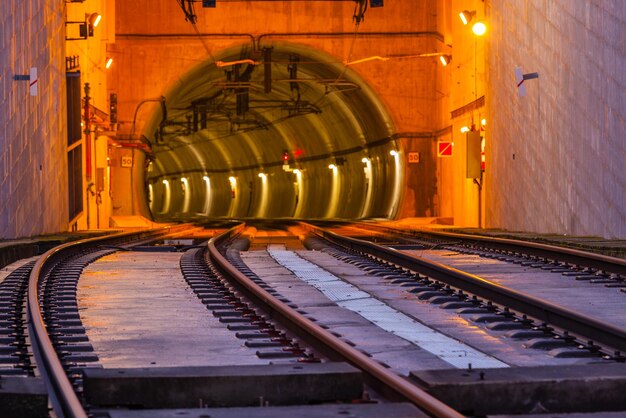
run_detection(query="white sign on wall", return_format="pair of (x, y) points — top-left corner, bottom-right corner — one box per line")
(29, 67), (38, 96)
(408, 152), (420, 164)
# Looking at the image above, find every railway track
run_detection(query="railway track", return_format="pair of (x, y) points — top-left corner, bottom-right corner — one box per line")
(305, 223), (626, 358)
(2, 221), (625, 417)
(240, 223), (626, 414)
(3, 224), (459, 418)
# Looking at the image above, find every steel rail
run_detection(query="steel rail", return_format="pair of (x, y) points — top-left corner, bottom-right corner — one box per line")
(306, 224), (626, 354)
(207, 224), (464, 418)
(358, 223), (626, 276)
(27, 225), (188, 418)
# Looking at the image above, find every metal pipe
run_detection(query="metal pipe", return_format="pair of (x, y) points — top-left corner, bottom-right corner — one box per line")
(116, 31), (444, 52)
(84, 83), (92, 181)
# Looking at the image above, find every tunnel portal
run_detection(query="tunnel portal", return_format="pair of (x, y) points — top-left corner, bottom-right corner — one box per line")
(144, 43), (403, 221)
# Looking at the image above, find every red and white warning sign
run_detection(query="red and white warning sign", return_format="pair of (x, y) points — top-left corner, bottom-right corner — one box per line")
(437, 141), (453, 157)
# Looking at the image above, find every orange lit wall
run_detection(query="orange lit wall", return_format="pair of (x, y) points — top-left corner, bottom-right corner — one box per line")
(108, 1), (451, 219)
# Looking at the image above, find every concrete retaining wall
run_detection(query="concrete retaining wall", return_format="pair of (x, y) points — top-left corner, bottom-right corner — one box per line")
(485, 0), (625, 238)
(0, 0), (68, 238)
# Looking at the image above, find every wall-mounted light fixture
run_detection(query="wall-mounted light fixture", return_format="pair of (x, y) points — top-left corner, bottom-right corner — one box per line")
(328, 163), (337, 170)
(105, 57), (113, 69)
(459, 10), (476, 25)
(459, 10), (487, 36)
(360, 156), (373, 218)
(256, 172), (269, 218)
(161, 179), (171, 214)
(228, 176), (237, 200)
(460, 126), (470, 133)
(439, 55), (452, 66)
(202, 175), (211, 214)
(88, 12), (101, 27)
(388, 147), (402, 218)
(180, 177), (190, 213)
(86, 12), (101, 37)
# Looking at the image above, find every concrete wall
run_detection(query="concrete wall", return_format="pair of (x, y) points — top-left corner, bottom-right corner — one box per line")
(0, 0), (68, 238)
(439, 0), (489, 227)
(485, 0), (625, 238)
(65, 0), (115, 230)
(108, 1), (450, 220)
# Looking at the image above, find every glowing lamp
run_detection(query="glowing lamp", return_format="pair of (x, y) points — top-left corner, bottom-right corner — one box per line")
(88, 13), (101, 27)
(472, 21), (487, 36)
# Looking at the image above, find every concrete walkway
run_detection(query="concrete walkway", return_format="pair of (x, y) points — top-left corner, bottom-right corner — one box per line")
(78, 251), (268, 368)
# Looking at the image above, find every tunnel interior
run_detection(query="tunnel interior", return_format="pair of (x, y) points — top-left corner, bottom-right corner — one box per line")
(144, 43), (403, 221)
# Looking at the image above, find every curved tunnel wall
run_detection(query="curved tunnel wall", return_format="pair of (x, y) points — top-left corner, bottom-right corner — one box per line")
(144, 43), (403, 220)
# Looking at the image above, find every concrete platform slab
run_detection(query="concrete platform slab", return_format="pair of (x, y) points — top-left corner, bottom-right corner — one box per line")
(103, 402), (426, 418)
(490, 413), (626, 418)
(410, 363), (626, 415)
(78, 252), (269, 368)
(83, 362), (363, 408)
(0, 376), (48, 418)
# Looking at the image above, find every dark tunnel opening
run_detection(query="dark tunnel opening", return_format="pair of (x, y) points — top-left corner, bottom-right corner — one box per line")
(143, 43), (404, 221)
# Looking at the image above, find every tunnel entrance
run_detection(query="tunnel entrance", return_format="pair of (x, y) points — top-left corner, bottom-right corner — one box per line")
(144, 43), (403, 221)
